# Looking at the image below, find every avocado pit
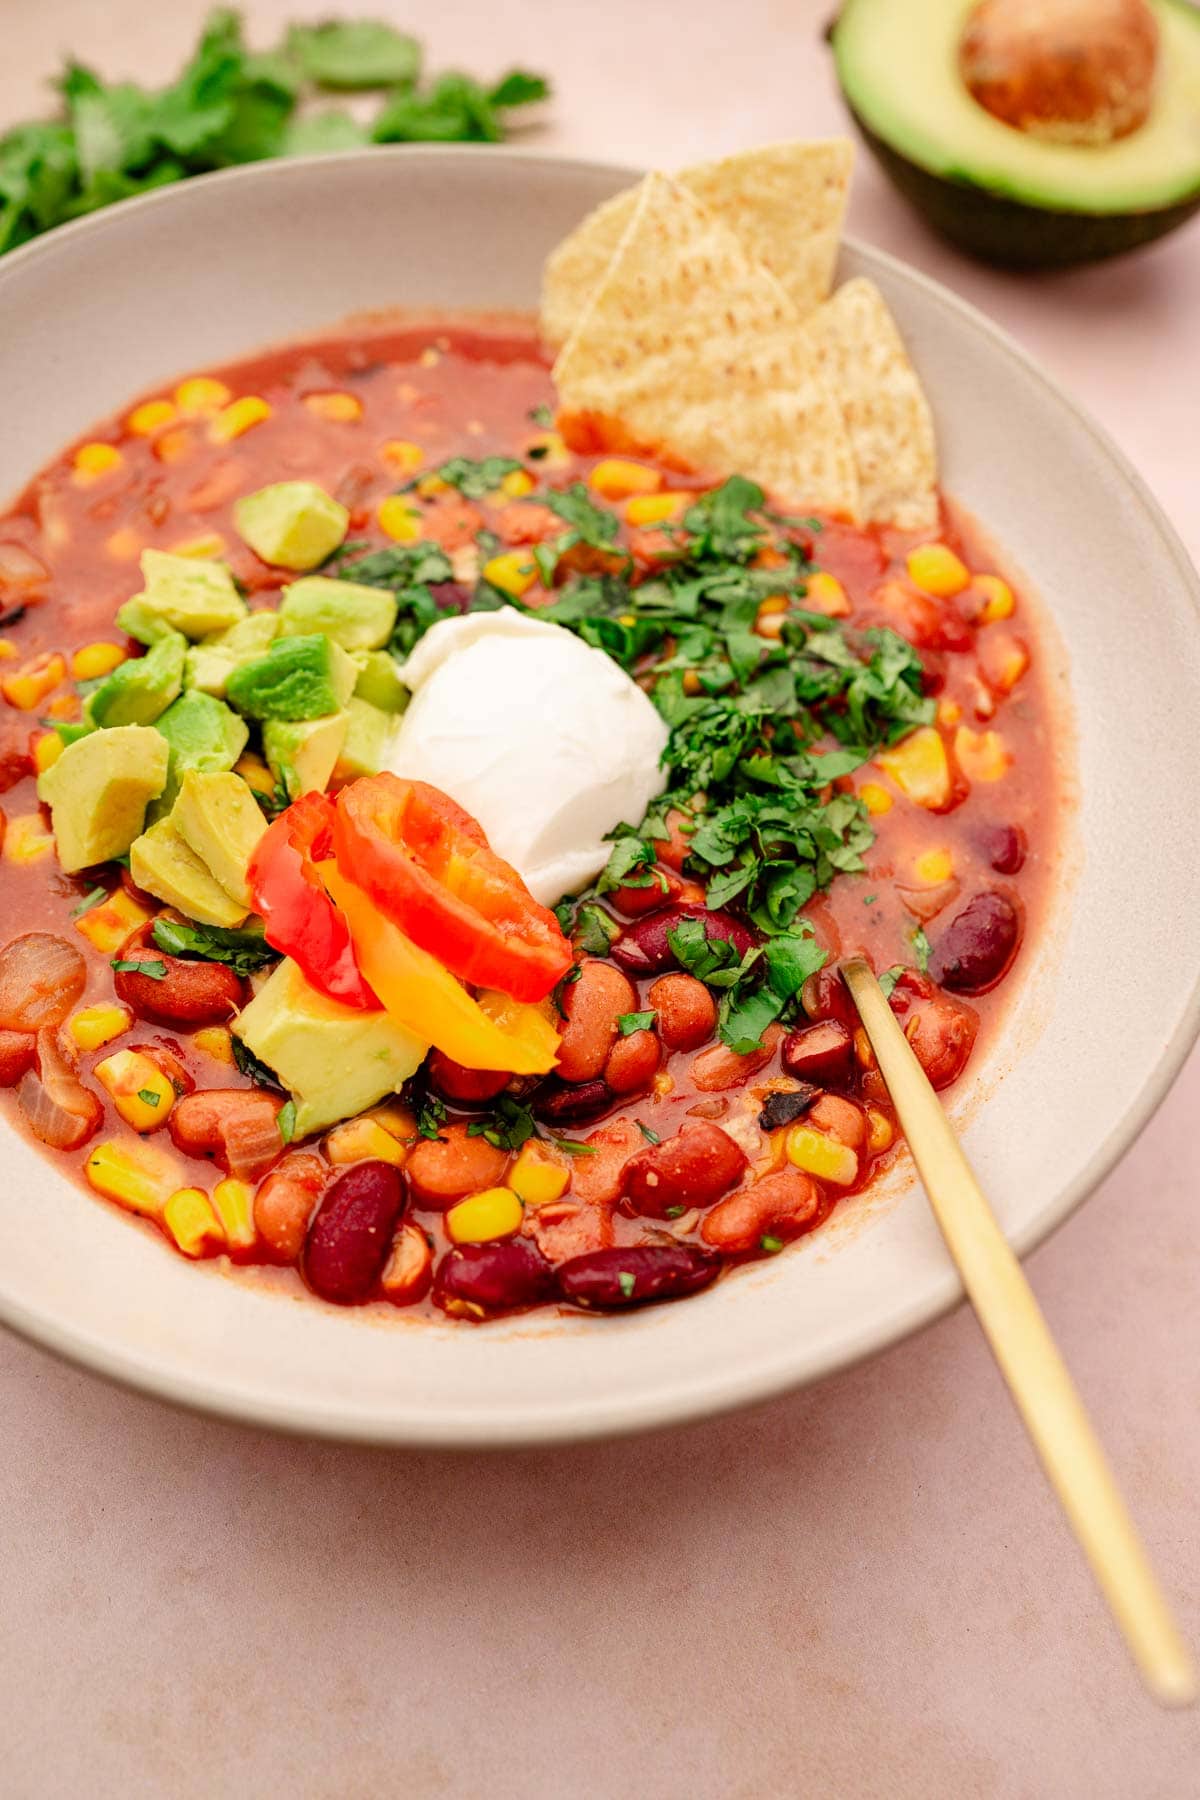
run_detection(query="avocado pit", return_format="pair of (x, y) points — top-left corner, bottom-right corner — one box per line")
(959, 0), (1160, 146)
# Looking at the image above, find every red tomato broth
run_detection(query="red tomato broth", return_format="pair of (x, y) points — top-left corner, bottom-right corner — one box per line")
(0, 317), (1062, 1319)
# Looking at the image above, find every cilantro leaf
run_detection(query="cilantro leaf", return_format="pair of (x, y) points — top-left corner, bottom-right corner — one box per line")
(110, 957), (167, 980)
(277, 1099), (297, 1144)
(617, 1010), (656, 1036)
(911, 925), (932, 973)
(285, 21), (421, 90)
(878, 965), (905, 999)
(419, 455), (524, 499)
(152, 916), (277, 977)
(466, 1094), (539, 1152)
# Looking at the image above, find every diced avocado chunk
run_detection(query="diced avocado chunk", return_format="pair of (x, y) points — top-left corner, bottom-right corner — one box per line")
(351, 649), (408, 713)
(115, 601), (184, 648)
(185, 610), (280, 697)
(233, 957), (428, 1136)
(86, 630), (186, 729)
(263, 712), (349, 800)
(233, 481), (349, 571)
(171, 769), (267, 908)
(226, 633), (356, 721)
(277, 576), (397, 652)
(37, 724), (169, 873)
(333, 697), (395, 783)
(129, 818), (248, 928)
(150, 690), (249, 818)
(117, 550), (246, 641)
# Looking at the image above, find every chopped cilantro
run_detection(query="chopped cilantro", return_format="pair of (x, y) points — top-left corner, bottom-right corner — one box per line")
(110, 957), (166, 980)
(70, 884), (108, 918)
(136, 1088), (161, 1108)
(466, 1095), (539, 1152)
(417, 456), (523, 499)
(878, 965), (906, 999)
(415, 1091), (448, 1141)
(550, 963), (583, 1020)
(570, 902), (620, 956)
(636, 1121), (660, 1145)
(617, 1270), (637, 1298)
(760, 1234), (785, 1254)
(549, 1137), (599, 1156)
(528, 402), (554, 428)
(277, 1099), (297, 1144)
(911, 925), (932, 974)
(152, 916), (277, 977)
(663, 1205), (685, 1219)
(617, 1010), (656, 1036)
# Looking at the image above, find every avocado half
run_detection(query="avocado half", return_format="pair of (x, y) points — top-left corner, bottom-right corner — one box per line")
(832, 0), (1200, 269)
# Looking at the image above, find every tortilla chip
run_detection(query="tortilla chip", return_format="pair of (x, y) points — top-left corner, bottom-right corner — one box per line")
(552, 173), (860, 519)
(804, 278), (938, 532)
(541, 140), (854, 351)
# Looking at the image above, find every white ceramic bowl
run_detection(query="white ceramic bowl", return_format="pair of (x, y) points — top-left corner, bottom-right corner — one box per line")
(2, 149), (1198, 1446)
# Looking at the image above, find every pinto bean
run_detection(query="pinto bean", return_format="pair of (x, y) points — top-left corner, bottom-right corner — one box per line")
(701, 1167), (825, 1253)
(781, 1020), (855, 1087)
(0, 1029), (36, 1087)
(610, 869), (684, 916)
(254, 1153), (327, 1263)
(929, 891), (1021, 994)
(113, 926), (245, 1025)
(622, 1120), (747, 1219)
(428, 1049), (510, 1106)
(532, 1078), (613, 1125)
(557, 1244), (721, 1309)
(648, 973), (716, 1051)
(169, 1088), (284, 1179)
(604, 1029), (661, 1095)
(304, 1160), (406, 1305)
(807, 1093), (867, 1153)
(904, 989), (979, 1090)
(405, 1121), (509, 1211)
(691, 1024), (781, 1093)
(555, 958), (637, 1083)
(610, 905), (757, 977)
(568, 1117), (645, 1206)
(434, 1238), (556, 1318)
(649, 807), (697, 872)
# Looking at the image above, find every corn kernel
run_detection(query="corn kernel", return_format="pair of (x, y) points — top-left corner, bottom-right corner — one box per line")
(786, 1125), (859, 1187)
(32, 730), (63, 774)
(105, 527), (143, 562)
(0, 639), (15, 660)
(804, 570), (851, 617)
(127, 399), (177, 437)
(164, 1186), (226, 1258)
(445, 1186), (524, 1244)
(755, 607), (785, 639)
(974, 573), (1015, 623)
(937, 697), (962, 728)
(759, 594), (790, 616)
(380, 438), (424, 474)
(234, 751), (276, 798)
(527, 430), (570, 469)
(415, 473), (451, 498)
(482, 551), (537, 599)
(75, 888), (152, 955)
(365, 1102), (418, 1142)
(71, 641), (126, 681)
(419, 347), (441, 368)
(859, 781), (893, 817)
(193, 1026), (235, 1065)
(853, 1027), (876, 1070)
(170, 533), (226, 559)
(652, 1070), (675, 1097)
(589, 458), (661, 500)
(981, 633), (1030, 695)
(95, 1049), (177, 1132)
(378, 495), (423, 542)
(626, 491), (687, 527)
(85, 1139), (178, 1218)
(906, 542), (969, 597)
(954, 726), (1011, 783)
(153, 427), (193, 465)
(211, 1177), (256, 1252)
(69, 1004), (133, 1052)
(45, 693), (79, 720)
(4, 814), (54, 864)
(499, 468), (535, 499)
(324, 1117), (408, 1167)
(175, 376), (232, 417)
(509, 1142), (571, 1208)
(866, 1108), (895, 1154)
(209, 396), (272, 444)
(72, 442), (123, 484)
(303, 391), (363, 423)
(876, 727), (952, 810)
(914, 847), (954, 885)
(2, 651), (66, 711)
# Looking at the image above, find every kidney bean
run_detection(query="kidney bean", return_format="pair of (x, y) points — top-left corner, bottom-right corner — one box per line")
(800, 965), (856, 1030)
(691, 1024), (781, 1093)
(604, 1029), (661, 1095)
(254, 1153), (327, 1262)
(610, 904), (757, 977)
(169, 1088), (284, 1178)
(781, 1019), (855, 1087)
(555, 958), (637, 1082)
(929, 891), (1021, 994)
(904, 989), (979, 1090)
(434, 1238), (556, 1318)
(569, 1117), (645, 1206)
(648, 973), (716, 1051)
(702, 1167), (825, 1254)
(532, 1078), (613, 1125)
(980, 823), (1027, 874)
(622, 1120), (747, 1219)
(405, 1121), (509, 1211)
(113, 925), (244, 1025)
(808, 1093), (867, 1152)
(557, 1243), (721, 1309)
(304, 1160), (406, 1305)
(428, 1049), (510, 1106)
(0, 1029), (35, 1087)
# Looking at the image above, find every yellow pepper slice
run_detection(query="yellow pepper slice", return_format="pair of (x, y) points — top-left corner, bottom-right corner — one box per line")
(320, 864), (560, 1074)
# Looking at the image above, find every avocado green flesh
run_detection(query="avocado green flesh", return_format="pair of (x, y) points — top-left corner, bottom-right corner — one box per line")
(834, 0), (1200, 216)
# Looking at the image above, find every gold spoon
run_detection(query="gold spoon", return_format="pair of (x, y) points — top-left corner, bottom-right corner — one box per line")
(842, 957), (1195, 1707)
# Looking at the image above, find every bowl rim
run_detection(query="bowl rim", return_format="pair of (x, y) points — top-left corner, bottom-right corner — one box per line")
(2, 144), (1199, 1446)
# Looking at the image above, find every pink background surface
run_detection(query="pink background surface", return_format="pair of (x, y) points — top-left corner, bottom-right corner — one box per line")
(3, 6), (1198, 1794)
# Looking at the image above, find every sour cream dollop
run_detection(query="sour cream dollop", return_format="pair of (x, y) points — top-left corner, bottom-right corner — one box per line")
(386, 610), (669, 904)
